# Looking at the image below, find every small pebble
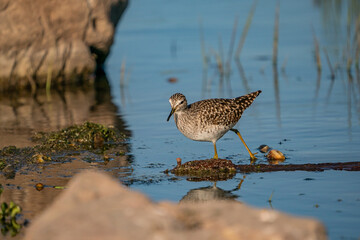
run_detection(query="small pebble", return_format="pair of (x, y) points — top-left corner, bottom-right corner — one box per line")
(32, 153), (51, 163)
(35, 183), (44, 191)
(176, 157), (182, 166)
(258, 144), (270, 153)
(266, 149), (285, 161)
(168, 77), (178, 83)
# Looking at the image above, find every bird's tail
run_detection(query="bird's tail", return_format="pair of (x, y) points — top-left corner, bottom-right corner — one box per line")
(234, 90), (262, 112)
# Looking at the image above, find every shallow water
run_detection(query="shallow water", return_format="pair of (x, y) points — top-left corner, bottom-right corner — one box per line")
(105, 0), (360, 239)
(1, 0), (360, 239)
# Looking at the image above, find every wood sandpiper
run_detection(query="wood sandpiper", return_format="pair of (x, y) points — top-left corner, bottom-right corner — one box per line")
(167, 90), (261, 160)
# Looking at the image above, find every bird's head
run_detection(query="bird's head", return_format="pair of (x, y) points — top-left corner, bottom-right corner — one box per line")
(167, 93), (187, 121)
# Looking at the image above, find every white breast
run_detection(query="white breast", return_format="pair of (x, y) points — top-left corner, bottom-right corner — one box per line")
(175, 111), (231, 142)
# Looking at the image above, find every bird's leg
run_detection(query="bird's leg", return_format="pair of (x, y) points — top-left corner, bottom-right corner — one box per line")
(231, 128), (257, 161)
(213, 142), (219, 159)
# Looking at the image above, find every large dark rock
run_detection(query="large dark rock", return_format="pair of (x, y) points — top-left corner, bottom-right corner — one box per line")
(24, 171), (327, 240)
(0, 0), (127, 91)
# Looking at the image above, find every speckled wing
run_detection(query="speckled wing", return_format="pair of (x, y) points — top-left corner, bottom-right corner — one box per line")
(188, 90), (261, 126)
(233, 90), (262, 113)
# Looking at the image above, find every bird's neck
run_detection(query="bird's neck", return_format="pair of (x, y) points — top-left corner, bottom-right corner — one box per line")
(174, 110), (185, 125)
(174, 113), (178, 125)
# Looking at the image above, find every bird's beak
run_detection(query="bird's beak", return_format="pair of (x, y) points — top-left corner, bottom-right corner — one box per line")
(167, 108), (175, 121)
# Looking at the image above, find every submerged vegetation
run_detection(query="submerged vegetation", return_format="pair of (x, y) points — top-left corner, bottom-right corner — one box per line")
(0, 122), (128, 178)
(167, 158), (237, 181)
(0, 122), (129, 236)
(168, 158), (360, 182)
(32, 121), (126, 151)
(0, 185), (24, 237)
(199, 0), (360, 112)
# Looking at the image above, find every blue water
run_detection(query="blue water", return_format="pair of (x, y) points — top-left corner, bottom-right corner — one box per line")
(106, 0), (360, 239)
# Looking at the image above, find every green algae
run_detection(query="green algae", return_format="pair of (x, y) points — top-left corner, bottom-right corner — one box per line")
(32, 122), (126, 151)
(0, 159), (5, 171)
(0, 122), (128, 177)
(168, 159), (236, 181)
(0, 185), (23, 237)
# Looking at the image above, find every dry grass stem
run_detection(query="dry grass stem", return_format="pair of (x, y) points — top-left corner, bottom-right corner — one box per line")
(272, 1), (280, 66)
(199, 19), (209, 95)
(225, 15), (239, 77)
(312, 27), (322, 72)
(235, 0), (258, 59)
(324, 48), (335, 79)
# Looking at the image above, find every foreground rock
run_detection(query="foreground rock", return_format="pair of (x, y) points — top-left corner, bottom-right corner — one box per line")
(0, 0), (127, 91)
(24, 171), (327, 240)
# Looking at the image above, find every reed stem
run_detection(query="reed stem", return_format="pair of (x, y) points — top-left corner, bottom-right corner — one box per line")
(235, 0), (258, 59)
(272, 1), (280, 66)
(324, 48), (335, 80)
(312, 27), (322, 72)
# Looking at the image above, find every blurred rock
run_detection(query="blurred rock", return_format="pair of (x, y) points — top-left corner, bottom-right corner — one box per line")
(24, 171), (327, 240)
(0, 0), (127, 91)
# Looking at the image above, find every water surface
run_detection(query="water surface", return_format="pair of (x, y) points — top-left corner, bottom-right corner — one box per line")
(0, 0), (359, 239)
(106, 0), (360, 239)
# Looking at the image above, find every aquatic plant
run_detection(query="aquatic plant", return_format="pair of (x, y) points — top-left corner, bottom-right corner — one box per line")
(0, 159), (5, 171)
(32, 121), (126, 151)
(167, 159), (237, 181)
(272, 1), (280, 66)
(0, 122), (128, 179)
(234, 0), (257, 59)
(0, 186), (23, 237)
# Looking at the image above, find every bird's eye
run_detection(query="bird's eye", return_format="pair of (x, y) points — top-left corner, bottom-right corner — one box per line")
(180, 100), (184, 104)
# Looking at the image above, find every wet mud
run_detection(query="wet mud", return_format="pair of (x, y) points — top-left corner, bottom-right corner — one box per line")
(168, 159), (360, 181)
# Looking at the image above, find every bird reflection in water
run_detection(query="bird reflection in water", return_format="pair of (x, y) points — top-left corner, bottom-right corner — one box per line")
(180, 176), (246, 203)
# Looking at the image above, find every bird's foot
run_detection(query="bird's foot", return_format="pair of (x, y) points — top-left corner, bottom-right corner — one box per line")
(249, 152), (258, 162)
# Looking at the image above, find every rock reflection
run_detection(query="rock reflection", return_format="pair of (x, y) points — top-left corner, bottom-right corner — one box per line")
(0, 70), (132, 239)
(0, 69), (130, 148)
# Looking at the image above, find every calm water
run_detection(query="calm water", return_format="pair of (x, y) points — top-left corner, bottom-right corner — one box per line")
(106, 0), (360, 239)
(0, 0), (360, 239)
